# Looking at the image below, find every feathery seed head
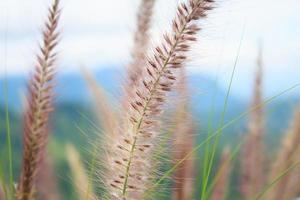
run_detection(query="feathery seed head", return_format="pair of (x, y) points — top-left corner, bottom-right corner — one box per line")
(123, 0), (156, 112)
(82, 67), (118, 138)
(267, 106), (300, 200)
(17, 0), (61, 199)
(210, 147), (232, 200)
(240, 47), (266, 199)
(36, 153), (60, 200)
(171, 65), (195, 200)
(103, 0), (215, 199)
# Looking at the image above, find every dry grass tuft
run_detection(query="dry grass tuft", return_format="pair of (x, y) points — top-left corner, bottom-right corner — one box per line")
(210, 147), (232, 200)
(240, 47), (266, 199)
(103, 0), (215, 199)
(126, 0), (156, 88)
(122, 0), (156, 113)
(266, 107), (300, 200)
(82, 67), (118, 137)
(66, 144), (98, 200)
(16, 0), (61, 199)
(36, 153), (60, 200)
(171, 68), (195, 200)
(4, 0), (300, 199)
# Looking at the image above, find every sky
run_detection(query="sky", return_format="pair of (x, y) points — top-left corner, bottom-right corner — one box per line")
(0, 0), (300, 100)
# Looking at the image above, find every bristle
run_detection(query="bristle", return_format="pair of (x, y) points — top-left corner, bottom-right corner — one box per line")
(171, 116), (195, 200)
(123, 0), (156, 111)
(36, 152), (60, 200)
(281, 146), (300, 200)
(266, 107), (300, 200)
(103, 0), (215, 199)
(171, 68), (195, 200)
(210, 147), (232, 200)
(240, 46), (266, 199)
(127, 0), (155, 86)
(16, 0), (61, 199)
(66, 144), (98, 200)
(81, 67), (118, 137)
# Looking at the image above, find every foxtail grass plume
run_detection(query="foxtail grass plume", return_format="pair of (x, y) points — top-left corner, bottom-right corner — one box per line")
(210, 147), (232, 200)
(171, 68), (195, 200)
(240, 46), (266, 199)
(103, 0), (216, 199)
(281, 145), (300, 200)
(82, 67), (118, 137)
(36, 153), (60, 200)
(266, 107), (300, 200)
(16, 0), (61, 199)
(126, 0), (155, 87)
(122, 0), (156, 112)
(66, 144), (98, 200)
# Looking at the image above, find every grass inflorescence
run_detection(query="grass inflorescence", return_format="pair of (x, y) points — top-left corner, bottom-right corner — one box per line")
(1, 0), (300, 200)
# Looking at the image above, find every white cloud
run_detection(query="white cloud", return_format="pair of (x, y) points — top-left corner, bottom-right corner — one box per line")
(0, 0), (300, 98)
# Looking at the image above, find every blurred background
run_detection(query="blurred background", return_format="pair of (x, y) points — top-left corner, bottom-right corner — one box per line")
(0, 0), (300, 199)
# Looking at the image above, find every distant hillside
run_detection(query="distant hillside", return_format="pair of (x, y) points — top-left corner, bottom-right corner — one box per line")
(0, 68), (243, 109)
(0, 67), (299, 142)
(0, 69), (299, 199)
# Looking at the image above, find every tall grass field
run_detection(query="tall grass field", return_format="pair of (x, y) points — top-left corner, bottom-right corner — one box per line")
(0, 0), (300, 199)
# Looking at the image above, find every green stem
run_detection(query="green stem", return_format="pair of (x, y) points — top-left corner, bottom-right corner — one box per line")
(201, 24), (245, 200)
(3, 15), (14, 199)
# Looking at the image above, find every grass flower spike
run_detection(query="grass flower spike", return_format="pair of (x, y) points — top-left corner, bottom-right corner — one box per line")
(240, 47), (266, 199)
(16, 0), (61, 199)
(266, 107), (300, 200)
(103, 0), (216, 199)
(210, 147), (232, 200)
(171, 68), (195, 200)
(126, 0), (155, 87)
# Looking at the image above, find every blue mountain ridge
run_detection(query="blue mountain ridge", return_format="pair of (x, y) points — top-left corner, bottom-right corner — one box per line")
(0, 67), (299, 142)
(0, 68), (244, 112)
